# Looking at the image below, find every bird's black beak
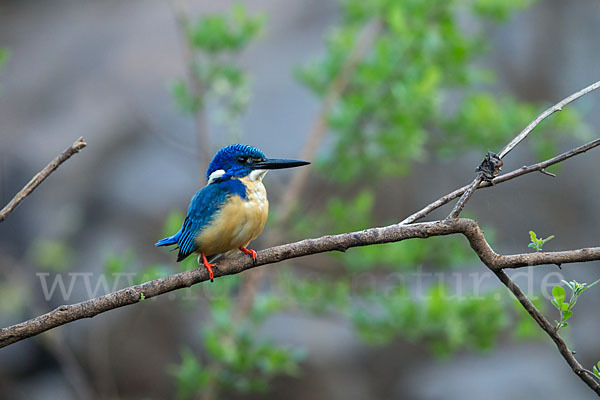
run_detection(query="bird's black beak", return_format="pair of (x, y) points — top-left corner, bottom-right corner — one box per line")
(252, 158), (310, 170)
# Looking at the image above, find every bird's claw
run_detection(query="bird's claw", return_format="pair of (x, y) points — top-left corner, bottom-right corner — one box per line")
(199, 253), (215, 282)
(240, 247), (257, 263)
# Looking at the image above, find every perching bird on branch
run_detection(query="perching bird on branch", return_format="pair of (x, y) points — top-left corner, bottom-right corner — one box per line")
(156, 144), (310, 281)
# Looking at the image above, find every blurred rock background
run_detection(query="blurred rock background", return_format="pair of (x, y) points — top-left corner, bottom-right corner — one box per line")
(0, 0), (599, 399)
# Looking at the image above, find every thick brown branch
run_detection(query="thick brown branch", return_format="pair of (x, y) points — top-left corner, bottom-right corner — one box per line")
(0, 219), (461, 348)
(2, 218), (600, 350)
(437, 220), (600, 393)
(496, 248), (600, 269)
(426, 220), (600, 393)
(456, 220), (600, 270)
(0, 137), (87, 223)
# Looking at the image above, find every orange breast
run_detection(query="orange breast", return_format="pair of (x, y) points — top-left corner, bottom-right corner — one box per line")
(194, 178), (269, 256)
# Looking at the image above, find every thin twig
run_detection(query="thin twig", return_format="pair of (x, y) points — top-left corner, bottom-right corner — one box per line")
(401, 137), (600, 224)
(447, 174), (483, 220)
(0, 137), (87, 223)
(498, 80), (600, 159)
(447, 80), (600, 220)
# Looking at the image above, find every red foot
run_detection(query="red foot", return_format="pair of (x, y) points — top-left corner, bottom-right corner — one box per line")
(239, 247), (257, 261)
(200, 253), (215, 282)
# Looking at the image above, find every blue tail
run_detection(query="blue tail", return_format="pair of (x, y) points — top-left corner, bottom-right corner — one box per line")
(155, 230), (181, 247)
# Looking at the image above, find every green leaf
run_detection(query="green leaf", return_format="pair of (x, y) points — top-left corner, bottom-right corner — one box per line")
(562, 309), (573, 321)
(552, 286), (566, 305)
(527, 231), (554, 251)
(541, 235), (554, 244)
(561, 280), (575, 292)
(529, 231), (537, 243)
(569, 296), (578, 309)
(573, 280), (585, 294)
(593, 362), (600, 378)
(587, 278), (600, 290)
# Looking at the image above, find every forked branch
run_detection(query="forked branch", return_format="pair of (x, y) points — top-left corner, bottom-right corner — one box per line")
(401, 137), (600, 224)
(447, 80), (600, 221)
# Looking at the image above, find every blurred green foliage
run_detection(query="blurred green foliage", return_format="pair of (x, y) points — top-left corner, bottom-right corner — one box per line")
(170, 296), (304, 400)
(186, 5), (263, 53)
(172, 4), (265, 140)
(472, 0), (534, 19)
(297, 0), (586, 181)
(103, 250), (136, 276)
(27, 238), (74, 272)
(512, 296), (545, 340)
(352, 285), (507, 355)
(0, 280), (27, 315)
(0, 48), (7, 67)
(0, 47), (7, 95)
(294, 190), (475, 270)
(277, 270), (351, 314)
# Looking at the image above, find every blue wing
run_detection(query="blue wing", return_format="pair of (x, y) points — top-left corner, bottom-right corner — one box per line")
(176, 185), (230, 261)
(155, 179), (247, 262)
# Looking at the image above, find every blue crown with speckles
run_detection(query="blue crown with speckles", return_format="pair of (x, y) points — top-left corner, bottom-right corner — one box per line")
(206, 144), (266, 181)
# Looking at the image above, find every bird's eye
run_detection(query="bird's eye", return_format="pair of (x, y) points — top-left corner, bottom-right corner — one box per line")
(237, 156), (249, 163)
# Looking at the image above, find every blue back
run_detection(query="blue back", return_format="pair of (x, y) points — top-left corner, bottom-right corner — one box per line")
(156, 179), (247, 261)
(178, 179), (247, 260)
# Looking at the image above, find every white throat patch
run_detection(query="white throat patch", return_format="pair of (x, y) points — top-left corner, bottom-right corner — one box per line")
(249, 169), (268, 181)
(207, 169), (226, 184)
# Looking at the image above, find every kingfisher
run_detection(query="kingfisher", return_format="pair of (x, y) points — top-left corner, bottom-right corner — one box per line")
(156, 144), (310, 281)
